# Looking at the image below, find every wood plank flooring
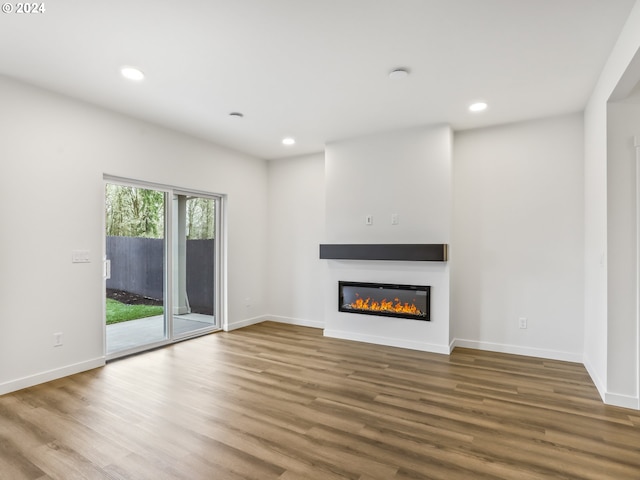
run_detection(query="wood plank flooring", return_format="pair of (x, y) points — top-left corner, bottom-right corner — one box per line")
(1, 321), (639, 479)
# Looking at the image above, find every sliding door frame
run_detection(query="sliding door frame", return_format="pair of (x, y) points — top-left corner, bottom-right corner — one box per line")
(103, 175), (226, 360)
(172, 187), (225, 337)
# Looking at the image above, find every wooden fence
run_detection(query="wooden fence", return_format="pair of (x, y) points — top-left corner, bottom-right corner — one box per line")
(106, 236), (214, 314)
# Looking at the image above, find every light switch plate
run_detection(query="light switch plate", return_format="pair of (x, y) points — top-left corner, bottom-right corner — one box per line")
(72, 250), (90, 263)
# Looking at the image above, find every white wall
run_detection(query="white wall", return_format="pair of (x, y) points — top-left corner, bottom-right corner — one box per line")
(606, 101), (640, 398)
(267, 153), (325, 327)
(452, 114), (585, 362)
(325, 126), (451, 244)
(0, 75), (268, 394)
(323, 125), (452, 353)
(584, 0), (640, 408)
(584, 98), (610, 397)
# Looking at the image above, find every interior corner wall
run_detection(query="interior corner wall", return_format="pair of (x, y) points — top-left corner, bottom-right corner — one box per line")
(0, 75), (268, 395)
(584, 0), (640, 407)
(606, 101), (640, 400)
(267, 153), (326, 328)
(452, 114), (585, 362)
(584, 97), (610, 396)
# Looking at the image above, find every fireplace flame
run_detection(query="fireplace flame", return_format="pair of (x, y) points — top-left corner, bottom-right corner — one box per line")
(350, 294), (423, 316)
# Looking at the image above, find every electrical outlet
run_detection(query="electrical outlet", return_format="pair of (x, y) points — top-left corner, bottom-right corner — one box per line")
(54, 332), (63, 347)
(518, 317), (527, 329)
(391, 213), (399, 225)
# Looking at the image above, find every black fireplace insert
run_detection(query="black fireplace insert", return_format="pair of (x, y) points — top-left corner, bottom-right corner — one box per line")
(338, 281), (430, 321)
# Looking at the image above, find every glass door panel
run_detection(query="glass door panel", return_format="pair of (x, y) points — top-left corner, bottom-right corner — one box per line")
(172, 194), (217, 337)
(105, 183), (167, 356)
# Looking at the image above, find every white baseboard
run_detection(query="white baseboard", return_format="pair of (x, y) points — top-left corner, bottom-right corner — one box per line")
(225, 314), (324, 331)
(582, 357), (606, 402)
(324, 329), (451, 355)
(268, 315), (324, 329)
(225, 315), (268, 331)
(583, 357), (639, 410)
(604, 392), (640, 410)
(452, 338), (583, 363)
(0, 357), (105, 396)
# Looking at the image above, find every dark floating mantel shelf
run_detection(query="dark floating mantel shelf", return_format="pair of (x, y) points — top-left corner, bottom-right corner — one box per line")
(319, 244), (448, 262)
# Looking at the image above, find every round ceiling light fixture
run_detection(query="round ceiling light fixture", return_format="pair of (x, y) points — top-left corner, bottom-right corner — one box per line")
(282, 137), (296, 146)
(388, 68), (410, 80)
(229, 112), (244, 119)
(120, 66), (145, 81)
(469, 101), (488, 112)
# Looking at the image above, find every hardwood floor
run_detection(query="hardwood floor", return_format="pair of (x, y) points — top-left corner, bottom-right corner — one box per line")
(1, 322), (639, 479)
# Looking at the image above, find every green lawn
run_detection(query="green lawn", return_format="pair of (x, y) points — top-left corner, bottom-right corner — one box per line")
(106, 298), (164, 325)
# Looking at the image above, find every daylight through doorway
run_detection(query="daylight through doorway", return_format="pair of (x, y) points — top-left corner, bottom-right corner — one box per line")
(104, 180), (221, 358)
(172, 193), (217, 337)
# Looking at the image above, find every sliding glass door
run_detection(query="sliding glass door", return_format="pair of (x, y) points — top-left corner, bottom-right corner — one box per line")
(172, 193), (219, 338)
(104, 179), (222, 358)
(105, 183), (167, 355)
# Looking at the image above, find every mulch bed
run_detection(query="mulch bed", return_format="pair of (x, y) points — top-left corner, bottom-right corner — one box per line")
(107, 289), (213, 315)
(106, 288), (163, 306)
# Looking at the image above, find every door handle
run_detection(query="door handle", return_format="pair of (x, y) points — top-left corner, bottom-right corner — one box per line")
(104, 259), (111, 280)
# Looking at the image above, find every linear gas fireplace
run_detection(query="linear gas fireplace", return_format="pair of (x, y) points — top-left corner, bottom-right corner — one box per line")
(339, 281), (430, 321)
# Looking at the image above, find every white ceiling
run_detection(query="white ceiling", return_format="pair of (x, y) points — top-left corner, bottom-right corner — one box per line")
(0, 0), (635, 159)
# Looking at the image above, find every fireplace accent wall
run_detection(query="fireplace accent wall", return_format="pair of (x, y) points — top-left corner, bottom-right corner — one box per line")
(339, 281), (430, 321)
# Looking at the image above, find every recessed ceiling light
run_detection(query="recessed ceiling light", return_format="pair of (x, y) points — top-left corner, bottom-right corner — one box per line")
(120, 66), (145, 81)
(469, 102), (488, 112)
(389, 68), (410, 80)
(229, 112), (244, 118)
(282, 137), (296, 146)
